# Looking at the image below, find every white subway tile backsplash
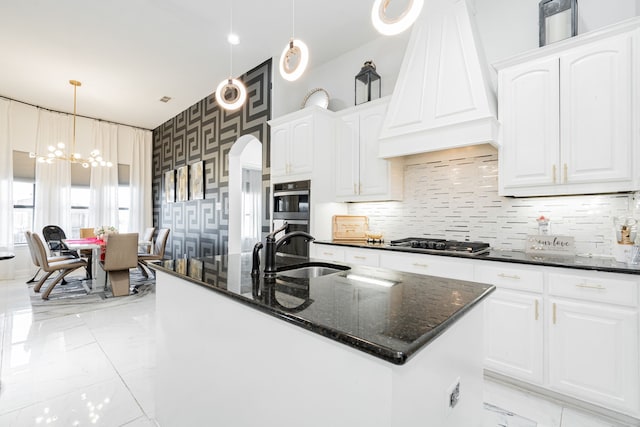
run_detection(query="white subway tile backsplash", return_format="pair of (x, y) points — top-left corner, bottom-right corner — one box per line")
(347, 149), (637, 256)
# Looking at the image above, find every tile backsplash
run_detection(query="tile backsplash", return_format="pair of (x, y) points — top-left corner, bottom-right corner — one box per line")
(347, 146), (639, 255)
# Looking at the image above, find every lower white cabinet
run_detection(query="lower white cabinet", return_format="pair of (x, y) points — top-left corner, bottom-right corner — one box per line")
(547, 270), (639, 415)
(475, 263), (544, 385)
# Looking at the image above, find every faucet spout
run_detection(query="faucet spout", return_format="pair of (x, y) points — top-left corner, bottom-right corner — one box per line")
(264, 230), (315, 277)
(251, 242), (263, 277)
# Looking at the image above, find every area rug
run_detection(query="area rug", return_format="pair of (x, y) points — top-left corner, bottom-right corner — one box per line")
(484, 403), (537, 427)
(28, 269), (155, 320)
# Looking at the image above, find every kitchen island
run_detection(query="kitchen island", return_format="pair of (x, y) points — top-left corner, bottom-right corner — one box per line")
(151, 254), (494, 426)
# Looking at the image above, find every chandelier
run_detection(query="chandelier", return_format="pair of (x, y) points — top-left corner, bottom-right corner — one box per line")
(30, 80), (113, 168)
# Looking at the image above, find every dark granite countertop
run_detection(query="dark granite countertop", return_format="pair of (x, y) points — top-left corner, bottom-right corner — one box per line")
(314, 240), (640, 275)
(150, 253), (494, 365)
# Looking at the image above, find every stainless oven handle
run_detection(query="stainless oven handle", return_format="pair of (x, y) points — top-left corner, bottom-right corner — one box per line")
(277, 219), (309, 225)
(273, 190), (309, 197)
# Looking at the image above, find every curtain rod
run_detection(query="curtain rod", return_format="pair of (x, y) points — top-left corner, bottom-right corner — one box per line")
(0, 94), (152, 132)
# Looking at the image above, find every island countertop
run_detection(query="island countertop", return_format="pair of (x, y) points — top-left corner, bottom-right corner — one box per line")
(150, 253), (494, 365)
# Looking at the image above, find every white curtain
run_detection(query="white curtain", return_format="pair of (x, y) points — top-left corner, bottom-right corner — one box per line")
(128, 128), (153, 234)
(34, 110), (72, 234)
(89, 121), (119, 230)
(0, 99), (13, 252)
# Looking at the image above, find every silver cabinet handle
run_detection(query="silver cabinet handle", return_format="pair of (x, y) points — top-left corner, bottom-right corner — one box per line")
(535, 299), (539, 321)
(353, 256), (367, 260)
(498, 273), (520, 280)
(553, 302), (557, 325)
(552, 164), (557, 184)
(563, 163), (568, 183)
(322, 252), (334, 256)
(412, 263), (429, 268)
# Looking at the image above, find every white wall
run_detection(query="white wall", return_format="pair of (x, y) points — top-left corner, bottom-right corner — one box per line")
(272, 32), (410, 118)
(474, 0), (640, 65)
(272, 0), (639, 120)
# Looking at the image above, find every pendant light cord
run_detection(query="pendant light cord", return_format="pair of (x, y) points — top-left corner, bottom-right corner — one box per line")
(229, 2), (233, 78)
(292, 0), (295, 38)
(72, 83), (77, 154)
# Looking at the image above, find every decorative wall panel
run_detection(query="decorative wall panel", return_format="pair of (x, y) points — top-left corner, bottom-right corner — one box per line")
(152, 59), (272, 258)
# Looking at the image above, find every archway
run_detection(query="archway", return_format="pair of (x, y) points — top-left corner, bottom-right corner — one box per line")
(228, 135), (263, 254)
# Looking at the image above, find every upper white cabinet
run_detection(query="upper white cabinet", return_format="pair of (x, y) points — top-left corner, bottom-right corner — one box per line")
(269, 107), (334, 184)
(497, 21), (640, 197)
(335, 98), (403, 202)
(378, 0), (498, 158)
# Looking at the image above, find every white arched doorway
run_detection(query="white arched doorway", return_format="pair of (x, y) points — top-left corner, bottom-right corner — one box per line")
(228, 135), (263, 254)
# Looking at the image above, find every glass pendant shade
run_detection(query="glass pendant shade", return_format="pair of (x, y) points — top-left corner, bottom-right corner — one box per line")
(279, 38), (309, 82)
(215, 78), (247, 111)
(371, 0), (424, 36)
(355, 61), (381, 105)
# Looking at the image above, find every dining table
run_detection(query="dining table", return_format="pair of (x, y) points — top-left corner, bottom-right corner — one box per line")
(63, 238), (106, 293)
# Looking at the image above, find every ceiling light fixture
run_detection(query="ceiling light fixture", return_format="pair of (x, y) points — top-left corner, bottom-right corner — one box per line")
(279, 0), (309, 82)
(371, 0), (424, 36)
(29, 80), (113, 168)
(215, 3), (247, 111)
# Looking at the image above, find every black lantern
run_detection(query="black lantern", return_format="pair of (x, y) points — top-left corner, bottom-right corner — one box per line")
(355, 60), (381, 105)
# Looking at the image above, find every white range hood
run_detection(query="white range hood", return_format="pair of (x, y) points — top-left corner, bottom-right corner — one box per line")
(378, 0), (499, 158)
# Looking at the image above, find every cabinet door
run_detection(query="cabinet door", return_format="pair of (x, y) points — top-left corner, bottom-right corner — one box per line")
(499, 57), (559, 191)
(358, 104), (389, 197)
(484, 289), (544, 384)
(335, 113), (359, 197)
(560, 34), (634, 185)
(271, 124), (289, 179)
(288, 118), (313, 176)
(548, 298), (639, 414)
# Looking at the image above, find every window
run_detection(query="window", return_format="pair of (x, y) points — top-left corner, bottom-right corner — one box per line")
(13, 180), (34, 245)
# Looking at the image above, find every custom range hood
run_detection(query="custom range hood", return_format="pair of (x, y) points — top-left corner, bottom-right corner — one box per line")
(378, 0), (498, 158)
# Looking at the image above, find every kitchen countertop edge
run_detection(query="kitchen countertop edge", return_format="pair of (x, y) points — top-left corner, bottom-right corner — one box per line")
(314, 240), (640, 275)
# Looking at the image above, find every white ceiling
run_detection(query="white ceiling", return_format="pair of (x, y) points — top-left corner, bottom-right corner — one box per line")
(0, 0), (384, 130)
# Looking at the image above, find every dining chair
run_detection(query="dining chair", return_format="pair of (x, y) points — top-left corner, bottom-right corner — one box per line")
(138, 226), (156, 254)
(101, 233), (139, 297)
(79, 227), (96, 279)
(42, 225), (80, 258)
(24, 230), (76, 284)
(138, 228), (170, 278)
(30, 233), (88, 300)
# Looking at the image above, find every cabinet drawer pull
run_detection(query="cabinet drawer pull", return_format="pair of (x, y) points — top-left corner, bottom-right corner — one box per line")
(412, 263), (429, 268)
(322, 252), (334, 256)
(552, 164), (557, 184)
(535, 299), (539, 321)
(498, 273), (520, 280)
(353, 256), (367, 260)
(353, 183), (357, 195)
(576, 283), (605, 290)
(553, 303), (557, 325)
(563, 163), (568, 183)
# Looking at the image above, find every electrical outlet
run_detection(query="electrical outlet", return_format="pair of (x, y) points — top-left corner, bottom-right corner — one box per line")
(446, 378), (461, 414)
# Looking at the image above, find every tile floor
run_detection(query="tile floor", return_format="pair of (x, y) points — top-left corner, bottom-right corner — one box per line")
(0, 273), (636, 426)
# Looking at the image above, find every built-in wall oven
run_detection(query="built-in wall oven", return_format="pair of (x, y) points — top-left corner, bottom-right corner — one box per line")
(272, 180), (310, 258)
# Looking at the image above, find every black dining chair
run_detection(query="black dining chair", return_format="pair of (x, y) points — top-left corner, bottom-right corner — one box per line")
(42, 225), (79, 258)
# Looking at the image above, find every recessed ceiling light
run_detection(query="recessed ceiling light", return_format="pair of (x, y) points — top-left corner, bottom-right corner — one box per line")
(227, 33), (240, 45)
(159, 96), (172, 103)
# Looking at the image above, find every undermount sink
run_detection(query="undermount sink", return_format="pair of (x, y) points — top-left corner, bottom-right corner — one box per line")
(277, 263), (350, 279)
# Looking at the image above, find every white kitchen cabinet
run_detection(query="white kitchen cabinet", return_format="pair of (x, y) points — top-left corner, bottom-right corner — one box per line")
(269, 107), (335, 189)
(343, 247), (380, 268)
(547, 271), (640, 415)
(379, 251), (474, 281)
(475, 263), (544, 385)
(497, 22), (639, 197)
(335, 98), (403, 202)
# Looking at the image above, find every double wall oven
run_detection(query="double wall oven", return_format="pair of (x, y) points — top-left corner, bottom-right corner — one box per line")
(272, 180), (310, 257)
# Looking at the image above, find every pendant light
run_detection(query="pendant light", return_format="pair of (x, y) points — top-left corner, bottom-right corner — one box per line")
(371, 0), (424, 36)
(279, 0), (309, 82)
(215, 2), (247, 111)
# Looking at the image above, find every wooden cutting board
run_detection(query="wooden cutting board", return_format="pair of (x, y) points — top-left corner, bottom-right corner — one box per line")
(332, 215), (369, 241)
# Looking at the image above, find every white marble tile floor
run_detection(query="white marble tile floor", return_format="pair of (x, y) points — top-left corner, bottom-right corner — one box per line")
(0, 274), (635, 426)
